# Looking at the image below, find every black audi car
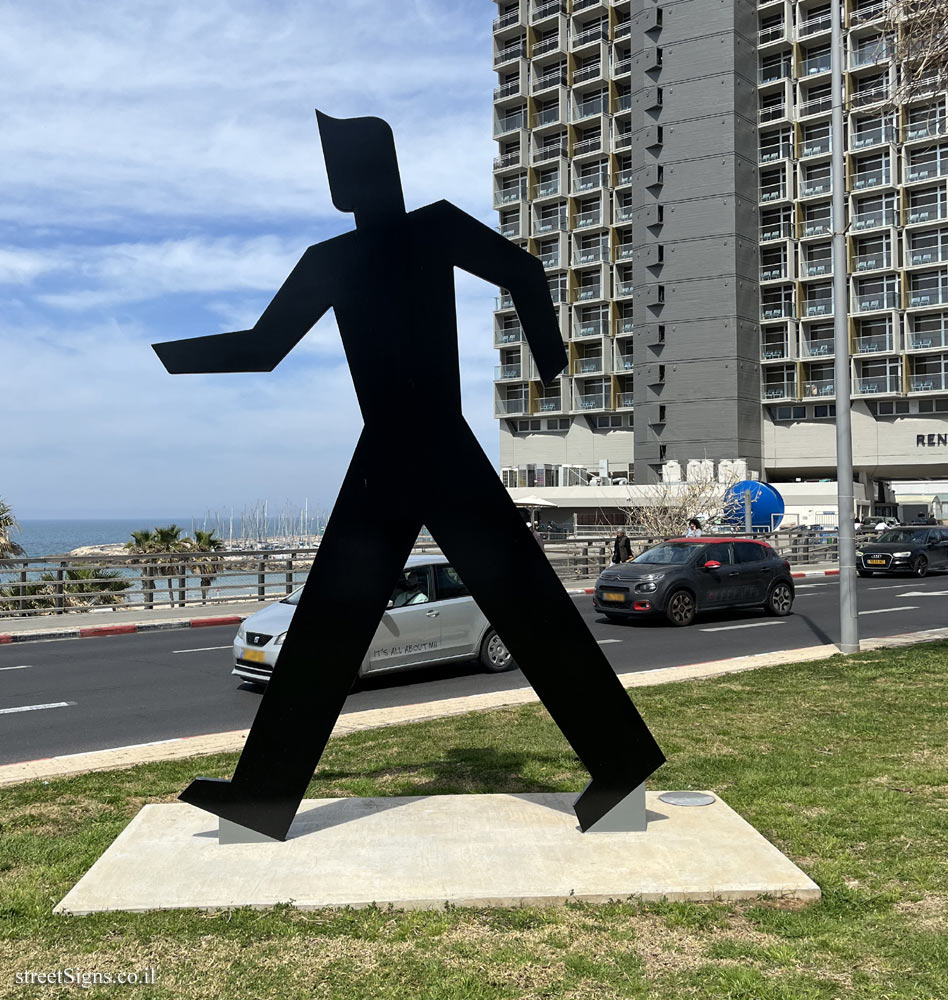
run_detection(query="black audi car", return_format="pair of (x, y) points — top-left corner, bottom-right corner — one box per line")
(593, 537), (795, 627)
(856, 526), (948, 577)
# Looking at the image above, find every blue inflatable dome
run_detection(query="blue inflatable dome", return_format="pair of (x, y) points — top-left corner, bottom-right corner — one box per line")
(723, 480), (785, 531)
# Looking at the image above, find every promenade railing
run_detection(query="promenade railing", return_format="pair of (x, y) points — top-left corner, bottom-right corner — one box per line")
(0, 531), (839, 619)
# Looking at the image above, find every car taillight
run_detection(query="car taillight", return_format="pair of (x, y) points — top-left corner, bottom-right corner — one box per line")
(783, 560), (791, 572)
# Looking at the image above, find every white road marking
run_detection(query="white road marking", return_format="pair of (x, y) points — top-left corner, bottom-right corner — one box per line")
(700, 621), (787, 632)
(858, 606), (918, 616)
(869, 584), (913, 590)
(795, 583), (830, 589)
(596, 638), (623, 645)
(0, 665), (31, 672)
(0, 701), (75, 715)
(896, 591), (948, 598)
(172, 645), (233, 654)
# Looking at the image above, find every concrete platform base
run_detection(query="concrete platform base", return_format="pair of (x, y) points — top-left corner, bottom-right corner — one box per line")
(55, 792), (819, 914)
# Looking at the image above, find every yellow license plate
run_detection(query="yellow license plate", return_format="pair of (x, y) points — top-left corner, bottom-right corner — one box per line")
(867, 559), (886, 565)
(601, 591), (626, 602)
(242, 648), (267, 663)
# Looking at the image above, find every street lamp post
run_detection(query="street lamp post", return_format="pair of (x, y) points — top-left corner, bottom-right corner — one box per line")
(832, 0), (860, 653)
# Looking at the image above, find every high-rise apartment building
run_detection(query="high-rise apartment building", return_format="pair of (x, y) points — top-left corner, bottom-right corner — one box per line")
(492, 0), (948, 492)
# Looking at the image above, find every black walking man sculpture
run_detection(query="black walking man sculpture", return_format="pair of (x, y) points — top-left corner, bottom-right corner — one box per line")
(154, 111), (665, 841)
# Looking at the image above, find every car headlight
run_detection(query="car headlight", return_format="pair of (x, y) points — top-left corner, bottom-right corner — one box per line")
(235, 627), (246, 641)
(274, 631), (288, 645)
(892, 551), (911, 558)
(635, 582), (657, 593)
(855, 550), (863, 557)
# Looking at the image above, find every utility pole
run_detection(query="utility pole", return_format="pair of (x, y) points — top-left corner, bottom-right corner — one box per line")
(832, 0), (860, 653)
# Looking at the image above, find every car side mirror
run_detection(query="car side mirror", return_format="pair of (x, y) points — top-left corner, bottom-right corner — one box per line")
(703, 560), (721, 570)
(386, 599), (395, 609)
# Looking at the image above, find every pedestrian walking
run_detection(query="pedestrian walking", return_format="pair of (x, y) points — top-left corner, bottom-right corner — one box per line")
(685, 518), (702, 537)
(613, 529), (632, 563)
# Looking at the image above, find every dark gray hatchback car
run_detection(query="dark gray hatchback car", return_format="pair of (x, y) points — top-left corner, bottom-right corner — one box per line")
(593, 537), (795, 627)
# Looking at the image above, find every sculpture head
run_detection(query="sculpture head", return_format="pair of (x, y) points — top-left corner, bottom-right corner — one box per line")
(315, 110), (405, 225)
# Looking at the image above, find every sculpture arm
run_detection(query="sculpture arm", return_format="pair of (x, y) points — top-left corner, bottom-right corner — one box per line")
(153, 245), (332, 373)
(433, 201), (566, 384)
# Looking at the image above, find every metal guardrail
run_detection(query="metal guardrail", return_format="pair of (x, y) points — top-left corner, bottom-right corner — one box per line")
(0, 533), (840, 619)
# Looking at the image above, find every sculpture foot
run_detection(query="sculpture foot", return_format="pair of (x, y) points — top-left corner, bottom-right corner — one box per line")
(179, 777), (296, 842)
(574, 779), (647, 833)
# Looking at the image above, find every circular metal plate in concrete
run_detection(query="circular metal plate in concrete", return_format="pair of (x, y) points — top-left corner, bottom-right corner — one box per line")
(658, 791), (716, 807)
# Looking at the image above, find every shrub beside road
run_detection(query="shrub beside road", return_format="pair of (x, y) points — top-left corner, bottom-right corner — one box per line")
(0, 642), (946, 998)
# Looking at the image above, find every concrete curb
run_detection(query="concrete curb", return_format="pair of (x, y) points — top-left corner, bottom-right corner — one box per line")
(3, 624), (946, 789)
(0, 614), (245, 645)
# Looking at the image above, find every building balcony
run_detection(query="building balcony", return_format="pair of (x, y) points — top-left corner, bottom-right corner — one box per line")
(573, 134), (604, 157)
(908, 328), (948, 350)
(909, 372), (948, 392)
(802, 378), (836, 397)
(494, 326), (523, 346)
(854, 334), (893, 354)
(532, 106), (563, 128)
(615, 20), (631, 39)
(908, 244), (948, 267)
(574, 208), (603, 229)
(575, 319), (607, 337)
(799, 94), (834, 118)
(493, 79), (523, 101)
(614, 57), (631, 76)
(615, 351), (634, 370)
(574, 392), (611, 411)
(759, 104), (788, 124)
(853, 250), (891, 272)
(616, 280), (634, 298)
(531, 0), (566, 22)
(800, 217), (833, 237)
(531, 178), (561, 199)
(572, 172), (607, 193)
(498, 220), (520, 239)
(575, 284), (604, 301)
(574, 245), (608, 265)
(802, 258), (832, 277)
(907, 160), (948, 184)
(761, 262), (790, 281)
(494, 43), (527, 68)
(531, 35), (563, 58)
(494, 186), (526, 207)
(850, 41), (891, 68)
(615, 167), (633, 187)
(495, 292), (514, 310)
(760, 220), (794, 241)
(759, 62), (790, 84)
(761, 142), (793, 163)
(532, 71), (568, 94)
(801, 338), (834, 357)
(537, 250), (561, 269)
(850, 0), (888, 25)
(613, 132), (633, 151)
(800, 53), (831, 76)
(534, 394), (563, 413)
(531, 142), (569, 164)
(803, 296), (834, 317)
(801, 177), (832, 197)
(763, 380), (797, 400)
(758, 23), (786, 45)
(798, 12), (832, 37)
(572, 357), (604, 375)
(571, 24), (607, 49)
(494, 115), (527, 137)
(849, 86), (889, 110)
(495, 363), (523, 380)
(614, 317), (634, 336)
(902, 119), (948, 144)
(854, 375), (900, 395)
(572, 101), (606, 124)
(906, 204), (948, 226)
(495, 396), (528, 416)
(851, 168), (891, 191)
(534, 211), (568, 233)
(851, 125), (896, 150)
(615, 92), (632, 112)
(851, 209), (896, 232)
(762, 301), (795, 320)
(614, 243), (634, 261)
(907, 284), (948, 308)
(493, 149), (522, 170)
(572, 62), (604, 85)
(493, 9), (520, 31)
(616, 392), (635, 408)
(760, 183), (789, 202)
(855, 290), (899, 311)
(800, 134), (831, 158)
(762, 345), (789, 360)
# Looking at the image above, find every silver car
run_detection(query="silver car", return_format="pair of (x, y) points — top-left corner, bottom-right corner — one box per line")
(233, 554), (515, 685)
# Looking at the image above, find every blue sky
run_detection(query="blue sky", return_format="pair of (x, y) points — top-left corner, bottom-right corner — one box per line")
(2, 0), (499, 518)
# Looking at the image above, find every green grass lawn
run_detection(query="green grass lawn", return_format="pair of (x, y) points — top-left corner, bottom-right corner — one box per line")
(0, 641), (946, 999)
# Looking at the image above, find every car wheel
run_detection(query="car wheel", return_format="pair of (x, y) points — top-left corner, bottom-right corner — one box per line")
(479, 629), (517, 673)
(857, 570), (872, 578)
(765, 581), (794, 616)
(664, 589), (696, 627)
(912, 555), (928, 578)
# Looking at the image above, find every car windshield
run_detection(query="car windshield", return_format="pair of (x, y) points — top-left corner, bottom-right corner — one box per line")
(632, 542), (702, 565)
(877, 529), (929, 544)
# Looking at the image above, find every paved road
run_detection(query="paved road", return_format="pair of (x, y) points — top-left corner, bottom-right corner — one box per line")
(1, 574), (946, 765)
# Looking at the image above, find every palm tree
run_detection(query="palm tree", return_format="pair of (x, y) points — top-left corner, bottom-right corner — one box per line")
(152, 525), (190, 606)
(0, 497), (25, 559)
(126, 528), (159, 609)
(192, 529), (225, 604)
(40, 568), (131, 608)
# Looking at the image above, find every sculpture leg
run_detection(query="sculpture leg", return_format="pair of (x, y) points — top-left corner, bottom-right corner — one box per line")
(423, 421), (665, 831)
(180, 431), (422, 840)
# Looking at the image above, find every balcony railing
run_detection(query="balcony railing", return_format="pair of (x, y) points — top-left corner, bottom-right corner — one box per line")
(534, 211), (567, 233)
(803, 378), (836, 397)
(537, 251), (560, 269)
(804, 258), (832, 276)
(616, 168), (633, 186)
(855, 290), (899, 311)
(613, 133), (633, 151)
(573, 63), (603, 84)
(575, 320), (607, 337)
(496, 397), (528, 415)
(799, 94), (833, 117)
(762, 345), (789, 359)
(494, 44), (526, 67)
(910, 372), (948, 391)
(573, 101), (605, 122)
(801, 134), (831, 157)
(614, 243), (634, 261)
(803, 296), (834, 316)
(853, 250), (890, 271)
(759, 62), (790, 84)
(761, 263), (789, 281)
(761, 220), (794, 241)
(614, 318), (634, 335)
(573, 24), (607, 47)
(851, 209), (896, 231)
(574, 245), (608, 265)
(854, 374), (900, 394)
(496, 185), (526, 205)
(615, 352), (634, 370)
(531, 0), (566, 22)
(493, 150), (522, 170)
(616, 280), (634, 298)
(761, 143), (793, 162)
(534, 395), (562, 412)
(572, 357), (604, 375)
(532, 72), (568, 93)
(549, 283), (568, 303)
(494, 80), (522, 100)
(498, 221), (520, 239)
(902, 118), (948, 143)
(852, 125), (896, 149)
(759, 104), (787, 123)
(615, 21), (631, 39)
(801, 217), (833, 236)
(495, 363), (523, 380)
(906, 203), (948, 225)
(802, 176), (832, 196)
(907, 160), (948, 183)
(908, 244), (948, 267)
(532, 179), (560, 198)
(573, 135), (603, 155)
(614, 57), (631, 75)
(763, 380), (797, 399)
(576, 284), (603, 301)
(615, 93), (632, 112)
(574, 208), (603, 228)
(802, 338), (834, 357)
(760, 183), (788, 202)
(531, 36), (561, 57)
(575, 393), (610, 410)
(494, 327), (523, 345)
(494, 115), (527, 137)
(758, 24), (786, 44)
(850, 0), (887, 24)
(851, 168), (890, 190)
(801, 53), (831, 75)
(850, 85), (890, 109)
(851, 42), (890, 68)
(532, 106), (562, 127)
(799, 12), (832, 36)
(573, 172), (607, 192)
(762, 301), (795, 319)
(908, 284), (948, 308)
(908, 328), (948, 350)
(616, 392), (635, 408)
(493, 9), (520, 30)
(854, 335), (893, 354)
(496, 292), (514, 310)
(532, 142), (568, 163)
